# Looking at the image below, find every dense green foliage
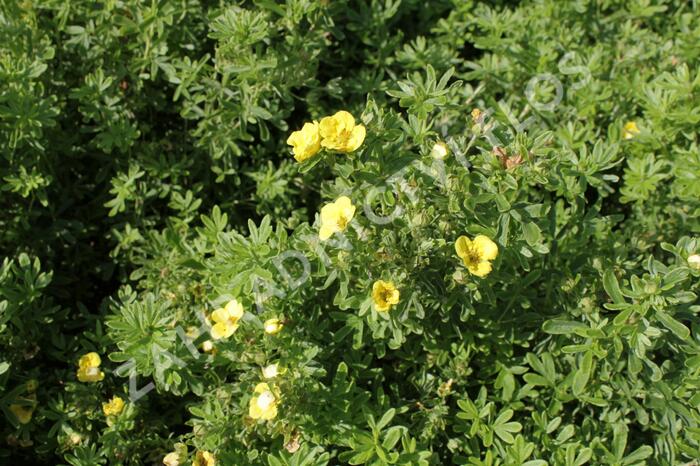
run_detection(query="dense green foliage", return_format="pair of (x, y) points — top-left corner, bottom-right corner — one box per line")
(2, 0), (700, 465)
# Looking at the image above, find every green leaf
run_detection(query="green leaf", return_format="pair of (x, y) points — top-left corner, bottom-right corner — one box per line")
(543, 319), (588, 334)
(603, 270), (625, 304)
(655, 310), (690, 340)
(572, 351), (593, 396)
(522, 222), (542, 246)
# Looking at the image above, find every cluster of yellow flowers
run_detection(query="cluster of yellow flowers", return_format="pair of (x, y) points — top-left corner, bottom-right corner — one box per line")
(315, 195), (499, 307)
(286, 110), (366, 162)
(163, 448), (215, 466)
(294, 114), (501, 315)
(207, 298), (283, 341)
(206, 300), (284, 422)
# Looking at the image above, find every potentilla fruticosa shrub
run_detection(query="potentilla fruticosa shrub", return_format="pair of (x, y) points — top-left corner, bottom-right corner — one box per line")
(1, 1), (700, 465)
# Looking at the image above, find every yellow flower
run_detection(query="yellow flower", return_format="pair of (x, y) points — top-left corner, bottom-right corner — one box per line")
(623, 121), (640, 140)
(319, 110), (366, 152)
(455, 235), (499, 277)
(372, 280), (400, 312)
(249, 382), (278, 420)
(193, 451), (216, 466)
(688, 254), (700, 270)
(319, 196), (355, 240)
(163, 443), (187, 466)
(102, 396), (125, 416)
(69, 433), (83, 445)
(431, 141), (449, 160)
(201, 340), (215, 353)
(262, 364), (279, 379)
(9, 402), (34, 424)
(264, 318), (283, 335)
(77, 352), (105, 382)
(210, 299), (244, 340)
(162, 452), (181, 466)
(471, 108), (483, 122)
(287, 121), (321, 162)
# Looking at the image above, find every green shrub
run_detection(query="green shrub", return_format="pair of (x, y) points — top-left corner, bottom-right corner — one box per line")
(1, 0), (699, 465)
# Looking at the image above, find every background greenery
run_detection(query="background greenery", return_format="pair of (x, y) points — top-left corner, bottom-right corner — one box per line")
(1, 0), (699, 464)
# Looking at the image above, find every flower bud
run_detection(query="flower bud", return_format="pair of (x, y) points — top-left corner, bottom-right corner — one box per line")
(430, 141), (449, 160)
(688, 254), (700, 270)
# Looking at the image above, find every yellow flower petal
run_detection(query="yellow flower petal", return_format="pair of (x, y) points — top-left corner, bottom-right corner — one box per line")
(261, 404), (278, 420)
(249, 398), (264, 419)
(320, 202), (341, 223)
(193, 451), (216, 466)
(473, 235), (498, 261)
(79, 352), (101, 369)
(224, 299), (244, 320)
(254, 382), (271, 394)
(211, 322), (236, 340)
(77, 366), (105, 382)
(319, 224), (336, 240)
(9, 403), (33, 424)
(345, 125), (366, 152)
(334, 110), (355, 129)
(468, 261), (493, 277)
(210, 308), (229, 324)
(455, 236), (471, 258)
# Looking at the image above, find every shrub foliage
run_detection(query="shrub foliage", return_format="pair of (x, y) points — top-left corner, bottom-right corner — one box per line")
(1, 0), (700, 465)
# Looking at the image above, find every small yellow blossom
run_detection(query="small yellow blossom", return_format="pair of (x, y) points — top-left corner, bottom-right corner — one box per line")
(372, 280), (400, 312)
(431, 141), (449, 160)
(688, 254), (700, 270)
(623, 121), (640, 139)
(319, 196), (355, 240)
(262, 364), (279, 379)
(201, 340), (215, 353)
(287, 121), (321, 162)
(163, 453), (181, 466)
(69, 433), (82, 445)
(319, 111), (366, 152)
(471, 108), (483, 122)
(102, 396), (125, 416)
(210, 299), (244, 340)
(264, 318), (283, 335)
(163, 444), (188, 466)
(455, 235), (499, 277)
(249, 382), (278, 420)
(9, 402), (34, 424)
(193, 451), (216, 466)
(77, 352), (105, 382)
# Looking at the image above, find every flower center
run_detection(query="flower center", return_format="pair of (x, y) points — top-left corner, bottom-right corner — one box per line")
(380, 289), (393, 303)
(257, 391), (275, 409)
(465, 246), (481, 265)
